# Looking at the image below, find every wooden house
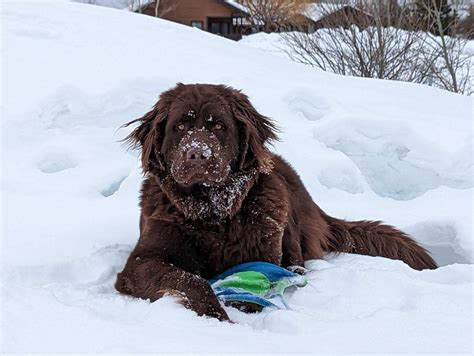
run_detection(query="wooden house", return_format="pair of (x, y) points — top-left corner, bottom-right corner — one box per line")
(140, 0), (248, 40)
(300, 3), (374, 32)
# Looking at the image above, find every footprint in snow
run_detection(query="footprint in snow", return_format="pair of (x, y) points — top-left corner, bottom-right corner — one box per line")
(37, 151), (78, 173)
(288, 95), (330, 122)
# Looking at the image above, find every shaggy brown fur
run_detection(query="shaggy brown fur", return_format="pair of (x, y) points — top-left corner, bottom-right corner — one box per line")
(116, 83), (437, 321)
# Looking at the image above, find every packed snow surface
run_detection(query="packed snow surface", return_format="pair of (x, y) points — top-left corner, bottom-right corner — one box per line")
(1, 1), (473, 354)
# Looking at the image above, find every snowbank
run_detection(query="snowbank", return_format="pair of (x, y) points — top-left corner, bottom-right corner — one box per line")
(1, 1), (472, 354)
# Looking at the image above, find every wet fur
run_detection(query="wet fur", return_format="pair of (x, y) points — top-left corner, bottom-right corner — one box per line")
(116, 83), (437, 321)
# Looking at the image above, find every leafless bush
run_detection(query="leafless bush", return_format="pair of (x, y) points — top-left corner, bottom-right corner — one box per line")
(283, 1), (432, 82)
(282, 0), (472, 94)
(413, 0), (472, 93)
(420, 33), (471, 93)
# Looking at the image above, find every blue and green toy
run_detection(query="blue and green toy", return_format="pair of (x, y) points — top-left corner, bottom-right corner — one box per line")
(209, 262), (308, 310)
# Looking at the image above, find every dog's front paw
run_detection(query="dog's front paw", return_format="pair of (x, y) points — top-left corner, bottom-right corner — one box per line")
(172, 277), (231, 322)
(185, 295), (230, 322)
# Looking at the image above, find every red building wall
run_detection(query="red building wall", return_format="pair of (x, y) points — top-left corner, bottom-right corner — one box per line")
(143, 0), (238, 31)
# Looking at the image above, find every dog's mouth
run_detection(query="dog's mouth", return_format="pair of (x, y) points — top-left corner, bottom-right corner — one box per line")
(171, 160), (231, 186)
(169, 129), (232, 186)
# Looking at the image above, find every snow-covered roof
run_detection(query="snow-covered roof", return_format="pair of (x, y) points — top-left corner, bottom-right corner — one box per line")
(223, 0), (248, 14)
(300, 2), (376, 23)
(301, 3), (347, 22)
(302, 2), (367, 22)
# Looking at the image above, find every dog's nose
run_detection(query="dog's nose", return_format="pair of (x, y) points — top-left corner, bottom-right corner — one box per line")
(186, 147), (210, 163)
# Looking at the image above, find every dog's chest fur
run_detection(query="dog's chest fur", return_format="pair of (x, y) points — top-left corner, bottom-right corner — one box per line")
(140, 174), (289, 278)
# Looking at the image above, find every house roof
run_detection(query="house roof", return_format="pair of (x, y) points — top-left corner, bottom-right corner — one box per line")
(138, 0), (248, 15)
(301, 2), (372, 23)
(222, 0), (248, 14)
(302, 3), (347, 22)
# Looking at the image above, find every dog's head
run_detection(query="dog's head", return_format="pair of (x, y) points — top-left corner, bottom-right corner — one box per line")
(124, 83), (277, 186)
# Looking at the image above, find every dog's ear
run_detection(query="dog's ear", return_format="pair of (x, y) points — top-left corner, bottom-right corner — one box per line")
(122, 84), (185, 173)
(227, 89), (278, 173)
(122, 105), (163, 173)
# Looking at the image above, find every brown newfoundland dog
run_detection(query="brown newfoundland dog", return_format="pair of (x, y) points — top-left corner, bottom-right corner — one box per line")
(116, 83), (436, 321)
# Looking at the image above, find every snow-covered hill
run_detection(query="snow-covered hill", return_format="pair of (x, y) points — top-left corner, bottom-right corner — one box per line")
(1, 1), (472, 354)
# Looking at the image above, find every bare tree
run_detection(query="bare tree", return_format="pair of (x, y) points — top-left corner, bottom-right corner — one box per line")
(127, 0), (144, 13)
(238, 0), (308, 32)
(414, 0), (472, 93)
(456, 4), (473, 39)
(154, 0), (160, 17)
(128, 0), (175, 16)
(151, 0), (177, 18)
(409, 0), (457, 35)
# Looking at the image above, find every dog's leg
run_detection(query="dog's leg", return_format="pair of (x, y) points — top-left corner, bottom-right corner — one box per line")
(116, 254), (229, 321)
(281, 226), (305, 269)
(324, 216), (437, 270)
(115, 221), (229, 321)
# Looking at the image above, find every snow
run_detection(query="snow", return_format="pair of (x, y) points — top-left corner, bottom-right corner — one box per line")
(1, 0), (473, 354)
(73, 0), (155, 11)
(300, 1), (373, 23)
(302, 2), (348, 22)
(239, 32), (292, 58)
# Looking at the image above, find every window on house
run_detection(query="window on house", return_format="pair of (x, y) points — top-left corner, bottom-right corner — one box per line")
(221, 22), (230, 35)
(191, 21), (203, 30)
(210, 22), (220, 34)
(209, 20), (231, 35)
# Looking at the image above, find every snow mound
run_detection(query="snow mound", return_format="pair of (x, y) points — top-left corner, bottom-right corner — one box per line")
(313, 114), (472, 200)
(2, 245), (472, 353)
(1, 1), (473, 354)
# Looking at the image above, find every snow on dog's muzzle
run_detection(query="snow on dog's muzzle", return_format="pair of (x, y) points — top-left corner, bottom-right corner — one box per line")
(170, 128), (230, 185)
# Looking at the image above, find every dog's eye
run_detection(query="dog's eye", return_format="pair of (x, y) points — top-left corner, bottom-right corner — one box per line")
(214, 122), (224, 131)
(176, 123), (186, 131)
